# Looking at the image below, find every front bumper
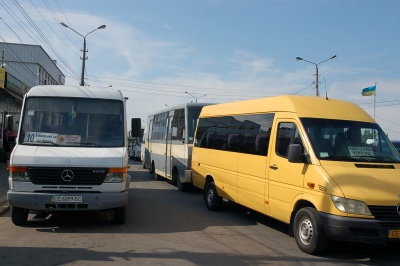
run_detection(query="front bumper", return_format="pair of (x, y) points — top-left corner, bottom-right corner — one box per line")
(320, 212), (400, 243)
(7, 190), (129, 211)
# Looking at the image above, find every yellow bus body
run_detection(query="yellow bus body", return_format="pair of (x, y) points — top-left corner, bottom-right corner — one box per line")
(191, 95), (400, 254)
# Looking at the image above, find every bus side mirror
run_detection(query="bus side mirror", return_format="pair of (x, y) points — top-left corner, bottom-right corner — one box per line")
(131, 118), (141, 138)
(288, 144), (301, 163)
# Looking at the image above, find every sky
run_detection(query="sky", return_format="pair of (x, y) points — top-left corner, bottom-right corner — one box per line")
(1, 0), (400, 138)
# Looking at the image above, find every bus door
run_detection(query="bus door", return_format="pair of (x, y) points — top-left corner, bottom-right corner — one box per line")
(145, 117), (153, 170)
(165, 111), (174, 179)
(268, 119), (306, 223)
(1, 111), (20, 161)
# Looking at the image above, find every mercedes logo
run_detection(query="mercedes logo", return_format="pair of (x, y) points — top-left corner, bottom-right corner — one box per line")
(61, 169), (74, 182)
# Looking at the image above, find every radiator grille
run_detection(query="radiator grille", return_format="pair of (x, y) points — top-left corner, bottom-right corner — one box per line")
(369, 205), (400, 228)
(27, 167), (108, 185)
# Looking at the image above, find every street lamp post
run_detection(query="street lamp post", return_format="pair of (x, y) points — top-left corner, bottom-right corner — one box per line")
(296, 55), (336, 96)
(185, 91), (206, 103)
(60, 22), (106, 86)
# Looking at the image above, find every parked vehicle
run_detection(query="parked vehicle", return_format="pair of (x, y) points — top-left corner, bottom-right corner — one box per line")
(191, 95), (400, 255)
(141, 102), (213, 191)
(7, 85), (139, 225)
(128, 126), (143, 161)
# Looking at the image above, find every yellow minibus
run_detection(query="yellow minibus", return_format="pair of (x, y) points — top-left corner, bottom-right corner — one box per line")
(191, 95), (400, 254)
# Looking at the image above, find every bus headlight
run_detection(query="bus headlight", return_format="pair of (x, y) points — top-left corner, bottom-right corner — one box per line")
(10, 166), (30, 182)
(331, 195), (372, 215)
(104, 168), (127, 183)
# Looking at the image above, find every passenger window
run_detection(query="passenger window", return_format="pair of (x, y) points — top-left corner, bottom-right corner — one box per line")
(195, 113), (274, 156)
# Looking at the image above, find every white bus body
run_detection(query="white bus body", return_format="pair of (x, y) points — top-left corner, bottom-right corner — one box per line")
(142, 103), (213, 191)
(8, 85), (130, 225)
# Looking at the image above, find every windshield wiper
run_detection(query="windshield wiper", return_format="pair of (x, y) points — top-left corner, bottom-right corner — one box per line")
(23, 141), (61, 146)
(321, 155), (369, 162)
(322, 154), (398, 162)
(357, 155), (398, 162)
(78, 142), (103, 147)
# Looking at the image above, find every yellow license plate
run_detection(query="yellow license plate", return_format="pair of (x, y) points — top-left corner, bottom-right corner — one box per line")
(388, 230), (400, 238)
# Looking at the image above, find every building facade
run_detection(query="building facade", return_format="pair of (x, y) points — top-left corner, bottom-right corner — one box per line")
(0, 42), (65, 161)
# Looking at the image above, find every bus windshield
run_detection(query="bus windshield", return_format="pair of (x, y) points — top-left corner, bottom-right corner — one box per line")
(301, 118), (400, 163)
(187, 107), (202, 144)
(19, 97), (124, 147)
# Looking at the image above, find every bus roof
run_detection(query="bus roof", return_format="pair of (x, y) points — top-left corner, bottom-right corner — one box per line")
(26, 85), (125, 101)
(199, 95), (374, 122)
(148, 102), (215, 116)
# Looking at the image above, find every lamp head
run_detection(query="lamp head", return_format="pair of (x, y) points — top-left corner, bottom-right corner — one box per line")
(98, 25), (106, 29)
(296, 57), (303, 61)
(330, 55), (337, 59)
(60, 22), (68, 28)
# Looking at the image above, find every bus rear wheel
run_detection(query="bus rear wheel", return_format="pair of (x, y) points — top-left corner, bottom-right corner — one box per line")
(205, 182), (223, 211)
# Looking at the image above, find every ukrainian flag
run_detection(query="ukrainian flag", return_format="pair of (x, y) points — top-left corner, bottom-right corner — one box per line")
(362, 85), (376, 96)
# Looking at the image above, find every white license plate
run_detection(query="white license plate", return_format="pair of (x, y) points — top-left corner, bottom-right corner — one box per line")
(51, 196), (82, 203)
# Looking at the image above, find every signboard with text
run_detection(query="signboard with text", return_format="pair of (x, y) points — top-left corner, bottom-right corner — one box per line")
(0, 67), (5, 89)
(6, 72), (30, 94)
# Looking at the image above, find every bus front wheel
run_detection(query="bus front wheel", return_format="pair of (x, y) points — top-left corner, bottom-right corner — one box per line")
(293, 207), (329, 255)
(11, 206), (29, 226)
(152, 162), (162, 181)
(114, 204), (127, 224)
(175, 170), (189, 192)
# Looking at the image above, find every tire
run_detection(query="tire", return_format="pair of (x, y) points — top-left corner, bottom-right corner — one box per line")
(114, 205), (126, 224)
(11, 206), (29, 226)
(293, 207), (329, 255)
(205, 182), (223, 211)
(152, 162), (162, 181)
(175, 170), (189, 192)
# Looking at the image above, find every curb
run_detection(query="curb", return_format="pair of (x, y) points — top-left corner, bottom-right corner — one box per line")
(0, 162), (10, 215)
(0, 195), (10, 215)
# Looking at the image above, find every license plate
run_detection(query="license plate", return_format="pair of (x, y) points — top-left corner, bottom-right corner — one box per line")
(388, 230), (400, 238)
(51, 196), (82, 203)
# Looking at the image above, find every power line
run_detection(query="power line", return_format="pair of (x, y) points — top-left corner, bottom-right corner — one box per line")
(0, 16), (76, 81)
(87, 74), (285, 95)
(54, 0), (81, 49)
(31, 0), (80, 57)
(11, 0), (79, 79)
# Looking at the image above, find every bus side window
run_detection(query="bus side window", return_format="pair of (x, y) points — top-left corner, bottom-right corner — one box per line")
(255, 134), (268, 155)
(276, 122), (303, 158)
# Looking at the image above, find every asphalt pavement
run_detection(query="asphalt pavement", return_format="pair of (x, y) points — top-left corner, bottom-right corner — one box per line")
(0, 162), (10, 215)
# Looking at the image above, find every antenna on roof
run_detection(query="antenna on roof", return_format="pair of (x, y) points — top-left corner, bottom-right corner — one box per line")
(324, 77), (329, 100)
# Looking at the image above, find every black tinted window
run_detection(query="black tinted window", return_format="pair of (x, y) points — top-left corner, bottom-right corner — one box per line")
(195, 113), (274, 156)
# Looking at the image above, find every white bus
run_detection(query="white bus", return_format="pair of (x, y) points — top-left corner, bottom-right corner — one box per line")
(142, 103), (213, 191)
(8, 85), (134, 225)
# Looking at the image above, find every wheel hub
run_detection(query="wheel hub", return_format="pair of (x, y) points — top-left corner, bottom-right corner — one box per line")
(299, 218), (313, 245)
(207, 189), (214, 204)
